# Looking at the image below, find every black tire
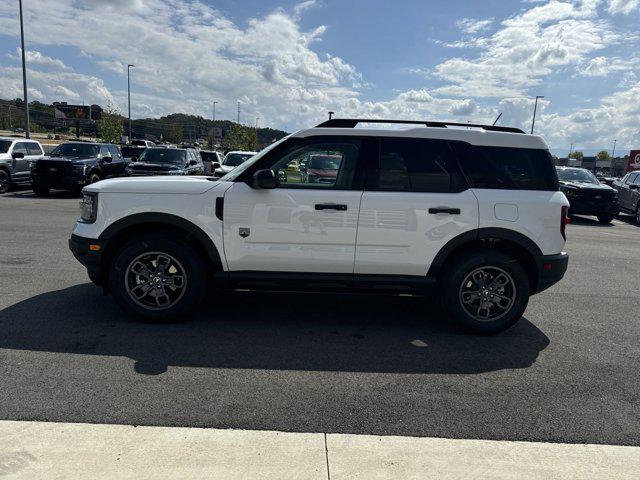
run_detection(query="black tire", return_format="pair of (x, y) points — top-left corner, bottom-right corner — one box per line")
(88, 173), (101, 184)
(109, 234), (207, 323)
(597, 214), (614, 224)
(635, 204), (640, 226)
(440, 250), (530, 334)
(32, 182), (50, 196)
(0, 170), (9, 194)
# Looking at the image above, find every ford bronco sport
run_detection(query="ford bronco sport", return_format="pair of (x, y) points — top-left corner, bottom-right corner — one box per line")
(69, 119), (569, 333)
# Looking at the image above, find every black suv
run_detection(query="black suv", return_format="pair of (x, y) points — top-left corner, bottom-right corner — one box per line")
(612, 171), (640, 224)
(125, 148), (204, 176)
(31, 142), (126, 195)
(556, 167), (619, 224)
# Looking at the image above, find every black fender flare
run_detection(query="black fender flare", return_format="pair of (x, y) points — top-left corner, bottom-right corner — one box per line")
(427, 227), (543, 278)
(99, 212), (223, 270)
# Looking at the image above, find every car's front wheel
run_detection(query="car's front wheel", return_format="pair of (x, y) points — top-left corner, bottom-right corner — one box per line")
(440, 250), (530, 334)
(0, 170), (9, 194)
(597, 214), (614, 224)
(109, 234), (207, 322)
(32, 182), (50, 196)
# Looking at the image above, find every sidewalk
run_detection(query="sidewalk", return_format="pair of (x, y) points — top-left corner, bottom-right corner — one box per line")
(1, 420), (638, 479)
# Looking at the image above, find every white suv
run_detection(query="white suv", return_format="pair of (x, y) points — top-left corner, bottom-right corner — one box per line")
(69, 119), (569, 333)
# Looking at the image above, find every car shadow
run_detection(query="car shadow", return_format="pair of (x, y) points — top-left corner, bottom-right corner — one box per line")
(0, 284), (549, 376)
(4, 188), (81, 199)
(615, 213), (639, 227)
(569, 215), (615, 227)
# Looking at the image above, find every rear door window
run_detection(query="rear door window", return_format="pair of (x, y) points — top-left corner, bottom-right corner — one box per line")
(26, 143), (43, 155)
(458, 145), (559, 191)
(371, 138), (465, 193)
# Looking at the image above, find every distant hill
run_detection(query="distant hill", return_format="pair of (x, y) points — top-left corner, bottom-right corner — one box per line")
(0, 98), (289, 149)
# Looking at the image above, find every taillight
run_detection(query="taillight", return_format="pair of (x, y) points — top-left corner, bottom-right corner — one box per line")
(561, 205), (569, 240)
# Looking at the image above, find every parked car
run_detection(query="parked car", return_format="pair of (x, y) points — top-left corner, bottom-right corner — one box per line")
(300, 154), (342, 184)
(31, 142), (126, 196)
(132, 139), (156, 148)
(69, 118), (569, 334)
(0, 137), (45, 193)
(612, 171), (640, 224)
(125, 148), (204, 176)
(595, 174), (616, 186)
(556, 167), (619, 224)
(214, 151), (257, 177)
(199, 150), (224, 175)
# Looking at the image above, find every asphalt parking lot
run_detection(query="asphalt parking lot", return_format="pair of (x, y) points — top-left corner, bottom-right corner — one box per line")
(0, 189), (639, 447)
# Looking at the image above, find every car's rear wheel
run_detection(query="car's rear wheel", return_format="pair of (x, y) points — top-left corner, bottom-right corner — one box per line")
(32, 182), (50, 196)
(109, 234), (207, 323)
(440, 250), (530, 334)
(0, 170), (9, 194)
(597, 214), (614, 224)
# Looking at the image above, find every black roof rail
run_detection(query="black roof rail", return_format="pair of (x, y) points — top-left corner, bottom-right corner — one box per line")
(315, 118), (525, 134)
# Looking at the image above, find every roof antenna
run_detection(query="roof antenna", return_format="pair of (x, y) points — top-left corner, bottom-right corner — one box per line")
(492, 112), (502, 126)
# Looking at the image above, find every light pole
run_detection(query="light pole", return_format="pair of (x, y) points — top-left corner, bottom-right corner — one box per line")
(237, 101), (241, 124)
(19, 0), (30, 138)
(612, 139), (617, 158)
(530, 95), (544, 134)
(569, 143), (574, 157)
(127, 64), (135, 142)
(212, 101), (218, 123)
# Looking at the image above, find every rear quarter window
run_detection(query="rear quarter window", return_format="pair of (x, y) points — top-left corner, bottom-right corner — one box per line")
(458, 145), (559, 191)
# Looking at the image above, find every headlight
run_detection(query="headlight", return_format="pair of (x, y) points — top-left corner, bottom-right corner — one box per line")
(79, 192), (98, 223)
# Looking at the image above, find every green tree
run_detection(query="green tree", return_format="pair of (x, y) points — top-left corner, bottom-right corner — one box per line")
(569, 151), (583, 160)
(223, 123), (257, 151)
(169, 124), (183, 144)
(98, 104), (124, 143)
(596, 150), (610, 160)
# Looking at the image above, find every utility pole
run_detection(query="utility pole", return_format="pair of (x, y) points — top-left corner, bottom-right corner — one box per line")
(531, 95), (544, 134)
(212, 101), (218, 123)
(569, 143), (574, 158)
(612, 139), (617, 158)
(127, 64), (135, 142)
(237, 101), (241, 124)
(19, 0), (30, 138)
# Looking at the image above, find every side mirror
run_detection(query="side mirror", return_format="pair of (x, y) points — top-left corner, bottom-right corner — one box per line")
(12, 152), (24, 159)
(212, 162), (221, 169)
(251, 169), (277, 189)
(102, 155), (112, 163)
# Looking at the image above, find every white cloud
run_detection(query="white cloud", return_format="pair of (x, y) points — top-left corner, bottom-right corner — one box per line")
(8, 49), (72, 71)
(433, 0), (620, 97)
(608, 0), (640, 15)
(455, 18), (494, 34)
(581, 56), (639, 76)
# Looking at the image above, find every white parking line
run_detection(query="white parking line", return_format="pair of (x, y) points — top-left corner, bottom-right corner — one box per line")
(0, 420), (638, 479)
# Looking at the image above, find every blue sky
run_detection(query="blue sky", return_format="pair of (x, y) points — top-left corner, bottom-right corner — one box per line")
(0, 0), (639, 155)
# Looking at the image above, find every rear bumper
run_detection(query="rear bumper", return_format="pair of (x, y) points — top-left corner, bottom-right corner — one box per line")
(69, 234), (105, 285)
(533, 252), (568, 294)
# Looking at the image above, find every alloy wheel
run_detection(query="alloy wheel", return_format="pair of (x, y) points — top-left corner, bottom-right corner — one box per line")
(124, 252), (187, 310)
(459, 266), (516, 322)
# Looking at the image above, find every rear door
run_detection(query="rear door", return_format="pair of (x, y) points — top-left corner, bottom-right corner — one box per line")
(223, 137), (364, 273)
(355, 138), (478, 276)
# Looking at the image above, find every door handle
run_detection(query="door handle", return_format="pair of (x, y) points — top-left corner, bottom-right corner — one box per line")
(428, 207), (461, 215)
(315, 203), (348, 211)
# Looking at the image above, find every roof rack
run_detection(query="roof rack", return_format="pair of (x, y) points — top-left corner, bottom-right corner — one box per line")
(315, 118), (525, 134)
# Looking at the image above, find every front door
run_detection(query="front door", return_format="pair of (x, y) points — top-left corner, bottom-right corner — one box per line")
(223, 138), (364, 273)
(11, 142), (30, 181)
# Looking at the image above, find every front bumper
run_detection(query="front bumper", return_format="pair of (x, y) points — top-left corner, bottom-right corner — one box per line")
(32, 170), (87, 190)
(69, 234), (105, 285)
(567, 198), (619, 216)
(533, 252), (569, 294)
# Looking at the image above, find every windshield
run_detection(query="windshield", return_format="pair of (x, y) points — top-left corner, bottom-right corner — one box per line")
(138, 149), (187, 164)
(557, 168), (599, 184)
(50, 143), (100, 158)
(0, 140), (11, 154)
(221, 136), (291, 181)
(223, 152), (255, 167)
(308, 155), (341, 170)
